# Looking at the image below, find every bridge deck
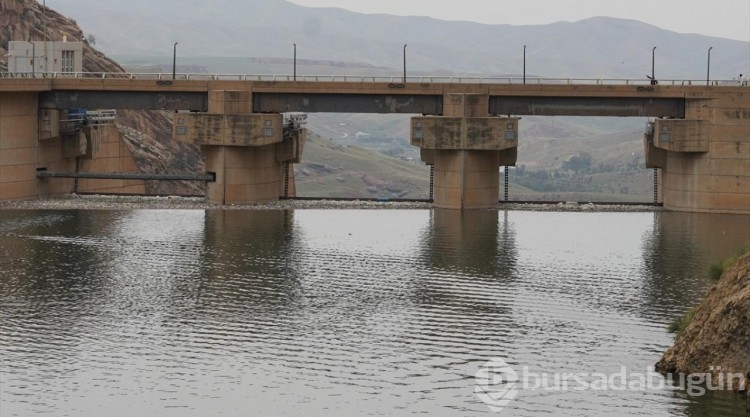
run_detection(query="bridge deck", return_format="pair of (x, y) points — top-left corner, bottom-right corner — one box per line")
(2, 75), (745, 117)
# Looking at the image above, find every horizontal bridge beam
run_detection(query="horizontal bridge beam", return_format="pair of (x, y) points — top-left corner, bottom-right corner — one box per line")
(35, 89), (686, 117)
(253, 93), (443, 114)
(489, 96), (685, 117)
(39, 90), (209, 111)
(37, 171), (216, 181)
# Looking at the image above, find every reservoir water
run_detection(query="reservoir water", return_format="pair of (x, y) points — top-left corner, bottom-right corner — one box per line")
(1, 208), (748, 416)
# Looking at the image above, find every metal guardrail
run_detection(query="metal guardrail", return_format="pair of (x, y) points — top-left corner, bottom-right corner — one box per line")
(1, 71), (749, 86)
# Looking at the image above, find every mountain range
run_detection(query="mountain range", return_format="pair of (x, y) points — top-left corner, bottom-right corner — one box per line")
(52, 0), (749, 80)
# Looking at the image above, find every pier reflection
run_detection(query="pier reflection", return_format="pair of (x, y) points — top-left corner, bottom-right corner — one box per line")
(415, 209), (518, 312)
(198, 210), (303, 311)
(421, 209), (517, 277)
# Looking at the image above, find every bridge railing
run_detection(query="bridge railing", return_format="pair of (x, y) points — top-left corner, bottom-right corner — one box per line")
(1, 71), (748, 86)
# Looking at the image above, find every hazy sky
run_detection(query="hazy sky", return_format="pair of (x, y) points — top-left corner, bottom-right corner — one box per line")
(287, 0), (750, 41)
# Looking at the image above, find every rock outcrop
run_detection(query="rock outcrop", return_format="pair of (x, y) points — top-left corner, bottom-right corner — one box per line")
(0, 0), (204, 195)
(656, 252), (750, 397)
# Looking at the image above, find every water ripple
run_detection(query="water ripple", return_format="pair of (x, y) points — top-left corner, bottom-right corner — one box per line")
(1, 209), (748, 416)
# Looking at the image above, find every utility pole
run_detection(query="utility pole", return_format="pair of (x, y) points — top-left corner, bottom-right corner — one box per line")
(43, 0), (47, 74)
(173, 42), (178, 80)
(30, 41), (36, 77)
(403, 44), (407, 84)
(523, 45), (526, 84)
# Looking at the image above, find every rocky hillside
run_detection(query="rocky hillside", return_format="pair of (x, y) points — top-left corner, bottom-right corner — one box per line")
(656, 252), (750, 397)
(0, 0), (203, 195)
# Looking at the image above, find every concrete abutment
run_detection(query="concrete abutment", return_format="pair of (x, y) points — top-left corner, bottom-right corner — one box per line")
(645, 90), (750, 214)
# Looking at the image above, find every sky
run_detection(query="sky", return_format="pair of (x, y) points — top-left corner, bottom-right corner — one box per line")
(287, 0), (750, 42)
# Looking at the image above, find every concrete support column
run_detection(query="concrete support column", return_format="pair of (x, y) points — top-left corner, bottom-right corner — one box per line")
(411, 93), (518, 209)
(433, 150), (501, 209)
(0, 93), (40, 201)
(203, 144), (282, 205)
(175, 90), (306, 205)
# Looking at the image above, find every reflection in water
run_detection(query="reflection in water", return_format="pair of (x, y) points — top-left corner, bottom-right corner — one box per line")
(198, 210), (302, 310)
(641, 211), (750, 321)
(0, 209), (748, 416)
(421, 209), (517, 277)
(415, 209), (517, 320)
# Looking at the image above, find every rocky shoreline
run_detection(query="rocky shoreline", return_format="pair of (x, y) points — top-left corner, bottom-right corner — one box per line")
(0, 194), (662, 212)
(656, 252), (750, 398)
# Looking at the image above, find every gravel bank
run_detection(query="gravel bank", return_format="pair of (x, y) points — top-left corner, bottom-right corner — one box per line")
(0, 194), (662, 212)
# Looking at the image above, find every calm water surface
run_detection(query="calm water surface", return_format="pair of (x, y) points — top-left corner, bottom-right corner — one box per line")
(0, 209), (748, 416)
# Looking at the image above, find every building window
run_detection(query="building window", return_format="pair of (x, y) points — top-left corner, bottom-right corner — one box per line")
(61, 50), (75, 73)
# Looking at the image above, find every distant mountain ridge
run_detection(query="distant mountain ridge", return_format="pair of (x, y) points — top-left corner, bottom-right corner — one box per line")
(51, 0), (750, 79)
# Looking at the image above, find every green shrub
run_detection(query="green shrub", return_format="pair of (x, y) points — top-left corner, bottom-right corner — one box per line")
(668, 308), (696, 336)
(708, 247), (749, 281)
(709, 263), (725, 281)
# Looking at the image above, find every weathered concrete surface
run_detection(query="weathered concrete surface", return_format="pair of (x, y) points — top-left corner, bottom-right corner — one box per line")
(203, 144), (283, 205)
(411, 117), (518, 150)
(654, 119), (710, 153)
(0, 91), (147, 199)
(658, 90), (750, 214)
(411, 93), (519, 209)
(188, 90), (301, 204)
(36, 122), (146, 197)
(0, 92), (39, 200)
(656, 253), (750, 397)
(431, 150), (503, 209)
(76, 125), (146, 194)
(174, 113), (283, 147)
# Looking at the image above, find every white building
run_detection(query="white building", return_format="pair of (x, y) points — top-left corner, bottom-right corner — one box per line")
(7, 39), (83, 74)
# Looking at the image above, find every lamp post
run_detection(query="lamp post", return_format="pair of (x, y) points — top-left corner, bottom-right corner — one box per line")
(293, 43), (297, 82)
(523, 45), (526, 84)
(172, 42), (178, 80)
(651, 46), (656, 84)
(403, 44), (407, 84)
(42, 0), (48, 73)
(29, 40), (35, 77)
(706, 46), (713, 86)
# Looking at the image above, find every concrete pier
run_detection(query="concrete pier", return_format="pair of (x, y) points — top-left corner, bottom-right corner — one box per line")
(411, 93), (518, 209)
(173, 89), (304, 204)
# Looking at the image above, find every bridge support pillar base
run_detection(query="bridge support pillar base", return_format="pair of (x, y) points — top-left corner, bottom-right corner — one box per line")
(203, 144), (283, 205)
(432, 150), (502, 210)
